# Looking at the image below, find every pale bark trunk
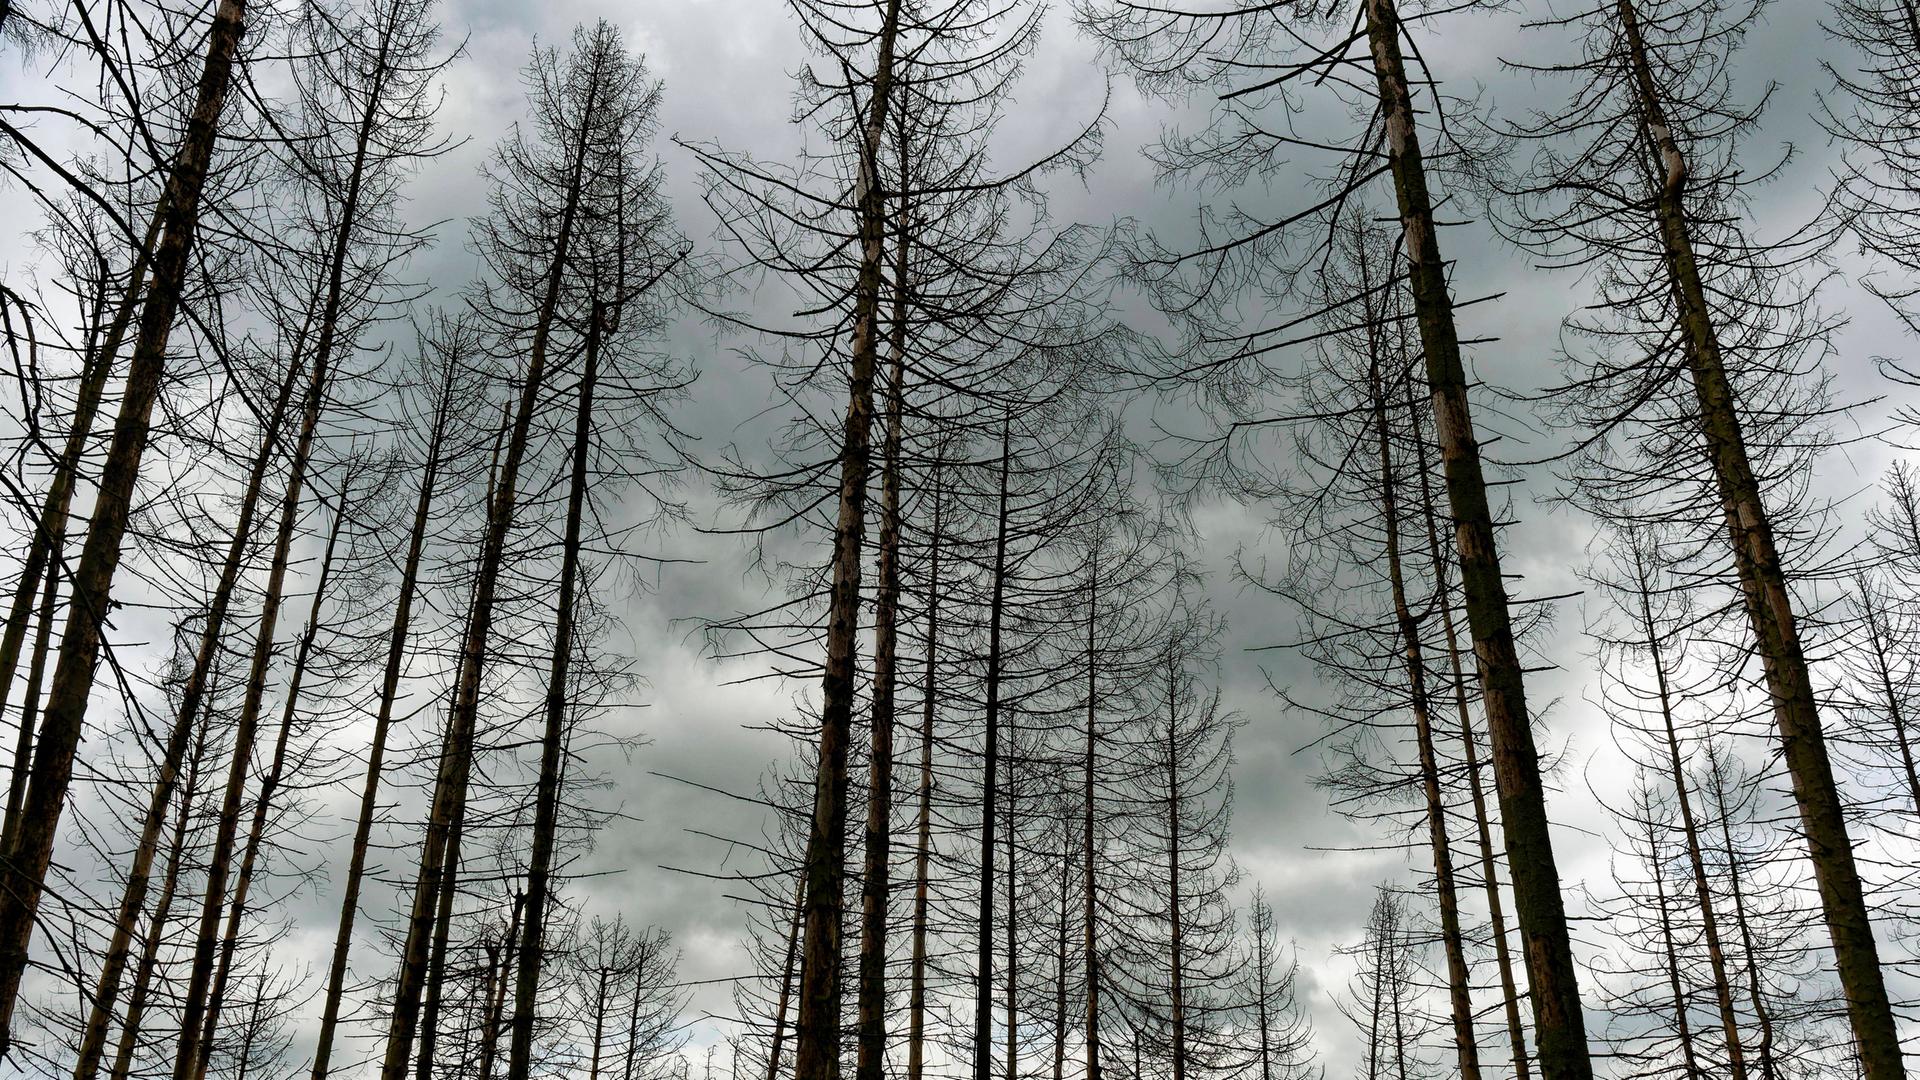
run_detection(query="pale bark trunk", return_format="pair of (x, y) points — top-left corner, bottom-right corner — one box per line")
(1615, 7), (1902, 1075)
(854, 137), (911, 1080)
(0, 0), (251, 1049)
(1362, 3), (1591, 1074)
(793, 7), (904, 1080)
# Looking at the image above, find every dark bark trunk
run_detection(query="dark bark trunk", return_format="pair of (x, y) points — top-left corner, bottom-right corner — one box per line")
(1615, 7), (1902, 1076)
(1361, 3), (1591, 1074)
(0, 0), (251, 1050)
(972, 422), (1013, 1080)
(506, 299), (606, 1080)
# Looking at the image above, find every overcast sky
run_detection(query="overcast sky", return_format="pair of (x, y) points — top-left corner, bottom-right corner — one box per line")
(7, 0), (1918, 1075)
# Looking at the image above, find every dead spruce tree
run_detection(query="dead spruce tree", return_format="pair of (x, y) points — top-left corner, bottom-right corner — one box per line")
(1076, 3), (1594, 1070)
(1490, 3), (1900, 1073)
(377, 23), (686, 1079)
(0, 0), (252, 1050)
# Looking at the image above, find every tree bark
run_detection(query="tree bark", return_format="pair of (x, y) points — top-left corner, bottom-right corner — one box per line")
(506, 297), (606, 1080)
(792, 7), (905, 1080)
(1614, 7), (1902, 1076)
(1361, 3), (1592, 1075)
(905, 470), (941, 1080)
(0, 0), (251, 1050)
(972, 421), (1013, 1080)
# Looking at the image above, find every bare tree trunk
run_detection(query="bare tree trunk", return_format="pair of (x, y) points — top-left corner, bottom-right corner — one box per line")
(0, 0), (251, 1050)
(1409, 390), (1531, 1080)
(769, 872), (806, 1080)
(506, 298), (606, 1080)
(1705, 760), (1778, 1080)
(1081, 566), (1101, 1080)
(311, 361), (454, 1080)
(793, 6), (904, 1080)
(1052, 835), (1068, 1080)
(905, 470), (941, 1080)
(380, 52), (599, 1076)
(189, 482), (354, 1080)
(1164, 658), (1187, 1080)
(588, 966), (611, 1080)
(1857, 583), (1920, 817)
(1649, 824), (1704, 1080)
(0, 207), (162, 848)
(1361, 3), (1591, 1074)
(107, 671), (216, 1080)
(70, 352), (304, 1080)
(1614, 8), (1901, 1076)
(415, 771), (466, 1080)
(477, 894), (525, 1080)
(1629, 548), (1747, 1080)
(855, 138), (911, 1080)
(1365, 254), (1481, 1080)
(973, 421), (1013, 1080)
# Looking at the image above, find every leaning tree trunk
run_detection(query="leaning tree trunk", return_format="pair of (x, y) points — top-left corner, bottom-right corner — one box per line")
(1362, 2), (1591, 1075)
(792, 5), (904, 1080)
(506, 299), (606, 1080)
(70, 353), (304, 1080)
(1706, 759), (1779, 1080)
(310, 357), (453, 1080)
(1630, 549), (1748, 1080)
(0, 206), (161, 848)
(1409, 384), (1532, 1080)
(1648, 823), (1705, 1080)
(107, 670), (215, 1080)
(379, 55), (597, 1076)
(1366, 254), (1481, 1080)
(188, 481), (354, 1080)
(1858, 583), (1920, 817)
(1615, 6), (1902, 1076)
(0, 0), (250, 1050)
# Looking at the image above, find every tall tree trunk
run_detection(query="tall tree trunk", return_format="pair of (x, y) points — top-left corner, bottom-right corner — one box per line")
(1081, 564), (1101, 1080)
(477, 893), (525, 1080)
(1409, 387), (1531, 1080)
(1705, 757), (1778, 1080)
(310, 360), (454, 1080)
(973, 421), (1013, 1080)
(792, 6), (904, 1080)
(768, 872), (806, 1080)
(171, 251), (344, 1080)
(1052, 833), (1068, 1080)
(0, 0), (251, 1049)
(189, 481), (354, 1080)
(506, 298), (606, 1080)
(0, 207), (163, 848)
(416, 781), (467, 1080)
(107, 669), (216, 1080)
(379, 52), (599, 1076)
(905, 470), (941, 1080)
(1615, 7), (1902, 1076)
(1362, 3), (1591, 1074)
(1365, 250), (1481, 1080)
(1648, 823), (1704, 1080)
(855, 135), (912, 1080)
(1857, 583), (1920, 817)
(1629, 547), (1747, 1080)
(70, 353), (304, 1080)
(1164, 657), (1186, 1080)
